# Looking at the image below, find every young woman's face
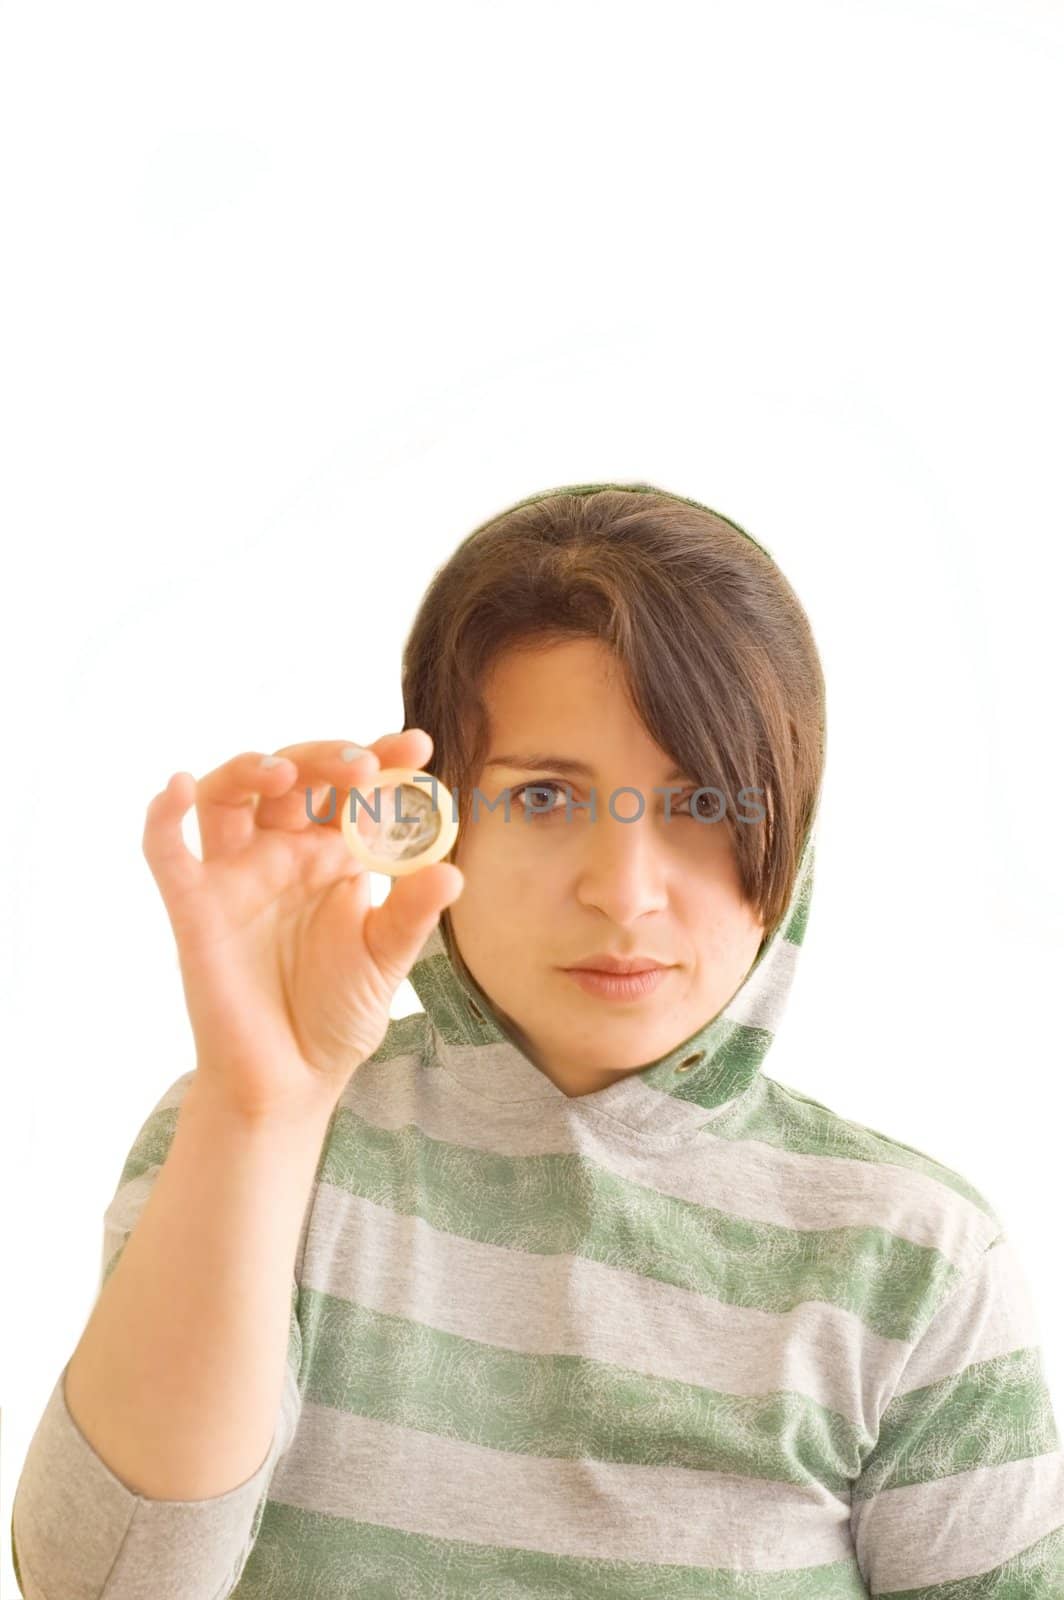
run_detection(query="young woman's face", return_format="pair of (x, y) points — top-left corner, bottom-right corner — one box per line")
(448, 637), (766, 1098)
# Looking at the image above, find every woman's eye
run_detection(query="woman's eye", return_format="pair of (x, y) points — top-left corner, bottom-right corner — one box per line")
(511, 781), (568, 816)
(507, 784), (722, 821)
(678, 789), (721, 821)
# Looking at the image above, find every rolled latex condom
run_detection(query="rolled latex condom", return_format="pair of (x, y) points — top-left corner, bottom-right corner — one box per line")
(341, 767), (459, 876)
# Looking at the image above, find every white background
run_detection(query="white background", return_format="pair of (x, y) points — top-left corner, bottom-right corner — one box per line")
(2, 1), (1062, 1591)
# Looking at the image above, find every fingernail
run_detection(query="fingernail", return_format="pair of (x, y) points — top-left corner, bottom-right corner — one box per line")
(341, 744), (372, 762)
(260, 753), (284, 768)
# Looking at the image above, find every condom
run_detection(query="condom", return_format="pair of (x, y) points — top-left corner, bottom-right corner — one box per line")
(341, 767), (458, 876)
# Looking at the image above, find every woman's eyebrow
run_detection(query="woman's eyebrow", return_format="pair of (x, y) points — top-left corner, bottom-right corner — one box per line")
(483, 753), (689, 783)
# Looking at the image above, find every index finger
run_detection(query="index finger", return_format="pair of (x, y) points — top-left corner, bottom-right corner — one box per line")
(255, 728), (438, 835)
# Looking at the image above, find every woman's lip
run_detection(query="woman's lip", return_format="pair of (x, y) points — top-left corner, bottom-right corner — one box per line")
(561, 967), (672, 1000)
(563, 962), (669, 974)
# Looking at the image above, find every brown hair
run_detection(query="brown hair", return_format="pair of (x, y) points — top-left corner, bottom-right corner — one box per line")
(400, 482), (826, 941)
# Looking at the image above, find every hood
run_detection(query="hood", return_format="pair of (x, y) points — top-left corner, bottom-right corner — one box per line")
(406, 481), (822, 1142)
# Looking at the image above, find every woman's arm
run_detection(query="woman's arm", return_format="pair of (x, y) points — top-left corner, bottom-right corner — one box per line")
(850, 1230), (1064, 1594)
(11, 1070), (333, 1600)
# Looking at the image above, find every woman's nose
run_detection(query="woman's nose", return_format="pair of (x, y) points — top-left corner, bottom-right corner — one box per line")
(573, 809), (670, 925)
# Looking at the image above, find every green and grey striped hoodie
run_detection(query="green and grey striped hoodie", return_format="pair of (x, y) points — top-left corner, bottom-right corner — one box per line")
(12, 815), (1064, 1597)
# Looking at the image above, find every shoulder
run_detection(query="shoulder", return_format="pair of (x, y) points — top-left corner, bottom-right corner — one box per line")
(712, 1073), (1004, 1292)
(723, 1071), (999, 1215)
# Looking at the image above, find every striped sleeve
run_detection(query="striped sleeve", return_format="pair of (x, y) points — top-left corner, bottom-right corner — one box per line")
(11, 1073), (307, 1600)
(850, 1230), (1064, 1597)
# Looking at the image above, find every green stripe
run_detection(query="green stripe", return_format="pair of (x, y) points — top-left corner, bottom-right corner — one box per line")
(372, 1009), (430, 1062)
(234, 1502), (871, 1598)
(710, 1077), (999, 1219)
(323, 1106), (960, 1343)
(299, 1286), (868, 1492)
(874, 1520), (1064, 1598)
(414, 951), (500, 1045)
(113, 1103), (183, 1189)
(669, 1020), (774, 1110)
(784, 844), (814, 943)
(853, 1349), (1060, 1498)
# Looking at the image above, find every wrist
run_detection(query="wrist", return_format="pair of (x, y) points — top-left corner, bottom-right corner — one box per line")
(183, 1068), (340, 1147)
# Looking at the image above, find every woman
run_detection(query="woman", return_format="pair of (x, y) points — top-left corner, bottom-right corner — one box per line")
(13, 483), (1064, 1597)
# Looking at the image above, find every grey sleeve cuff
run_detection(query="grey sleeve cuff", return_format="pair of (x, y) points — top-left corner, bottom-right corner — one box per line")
(12, 1358), (301, 1600)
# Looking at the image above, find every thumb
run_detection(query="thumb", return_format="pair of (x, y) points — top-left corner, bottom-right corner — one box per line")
(362, 862), (465, 989)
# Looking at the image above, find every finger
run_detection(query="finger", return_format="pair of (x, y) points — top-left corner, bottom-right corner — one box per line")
(361, 861), (465, 990)
(255, 729), (436, 835)
(193, 750), (314, 859)
(143, 772), (206, 911)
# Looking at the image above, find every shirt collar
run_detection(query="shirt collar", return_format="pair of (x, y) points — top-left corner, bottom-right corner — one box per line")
(406, 830), (816, 1142)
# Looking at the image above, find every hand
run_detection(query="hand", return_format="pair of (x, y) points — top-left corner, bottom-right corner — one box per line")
(142, 729), (463, 1124)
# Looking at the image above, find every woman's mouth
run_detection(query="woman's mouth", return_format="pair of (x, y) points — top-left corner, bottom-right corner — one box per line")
(560, 966), (672, 1001)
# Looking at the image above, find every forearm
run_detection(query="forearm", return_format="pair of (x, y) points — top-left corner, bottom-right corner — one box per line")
(63, 1072), (335, 1502)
